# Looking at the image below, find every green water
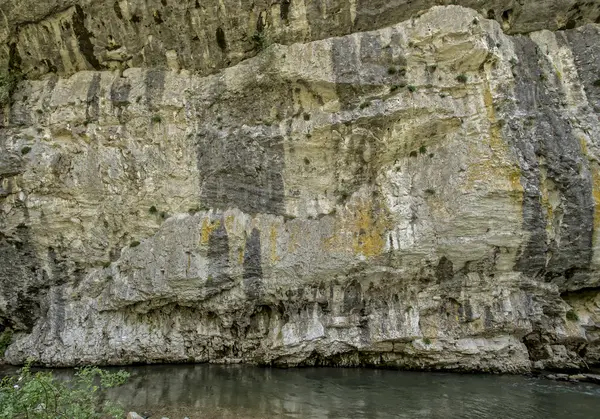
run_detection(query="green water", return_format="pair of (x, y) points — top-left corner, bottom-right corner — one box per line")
(4, 364), (600, 418)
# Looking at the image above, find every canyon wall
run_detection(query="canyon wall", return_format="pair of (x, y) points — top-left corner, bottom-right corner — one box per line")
(1, 0), (600, 372)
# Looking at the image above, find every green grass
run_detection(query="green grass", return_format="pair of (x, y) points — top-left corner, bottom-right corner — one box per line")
(423, 337), (432, 345)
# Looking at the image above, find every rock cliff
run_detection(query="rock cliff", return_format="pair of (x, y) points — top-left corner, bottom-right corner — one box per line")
(1, 0), (600, 372)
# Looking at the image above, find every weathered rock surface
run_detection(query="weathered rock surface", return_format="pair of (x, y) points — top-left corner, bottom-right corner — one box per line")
(1, 4), (600, 372)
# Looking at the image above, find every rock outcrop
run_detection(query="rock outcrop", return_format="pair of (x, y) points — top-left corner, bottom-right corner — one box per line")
(1, 1), (600, 372)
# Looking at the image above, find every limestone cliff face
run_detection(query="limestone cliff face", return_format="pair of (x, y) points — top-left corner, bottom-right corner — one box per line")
(1, 2), (600, 372)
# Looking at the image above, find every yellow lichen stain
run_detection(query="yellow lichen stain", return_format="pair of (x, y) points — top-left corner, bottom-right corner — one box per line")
(269, 225), (281, 263)
(200, 217), (220, 245)
(332, 197), (391, 257)
(466, 84), (523, 200)
(224, 214), (235, 233)
(591, 164), (600, 231)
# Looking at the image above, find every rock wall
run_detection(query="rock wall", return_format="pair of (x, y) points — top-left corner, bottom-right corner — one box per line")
(1, 2), (600, 372)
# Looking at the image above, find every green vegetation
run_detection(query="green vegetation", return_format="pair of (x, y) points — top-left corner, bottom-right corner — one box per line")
(423, 337), (432, 345)
(0, 71), (22, 106)
(251, 31), (269, 51)
(407, 85), (416, 92)
(149, 205), (158, 214)
(20, 146), (31, 155)
(0, 361), (129, 419)
(456, 74), (468, 83)
(419, 145), (427, 154)
(129, 240), (140, 248)
(566, 310), (579, 321)
(0, 329), (13, 357)
(151, 114), (162, 124)
(387, 66), (398, 75)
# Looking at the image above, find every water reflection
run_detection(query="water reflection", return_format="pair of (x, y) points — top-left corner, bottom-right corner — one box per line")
(94, 365), (600, 418)
(2, 364), (599, 418)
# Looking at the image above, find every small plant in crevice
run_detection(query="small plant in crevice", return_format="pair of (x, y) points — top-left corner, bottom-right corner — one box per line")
(130, 240), (141, 248)
(407, 85), (416, 92)
(251, 30), (269, 51)
(456, 74), (468, 83)
(20, 146), (31, 155)
(423, 337), (432, 345)
(387, 66), (398, 75)
(566, 310), (579, 321)
(419, 145), (427, 154)
(149, 205), (158, 214)
(151, 114), (162, 124)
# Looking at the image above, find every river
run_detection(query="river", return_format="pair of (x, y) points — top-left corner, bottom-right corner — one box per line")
(3, 364), (600, 418)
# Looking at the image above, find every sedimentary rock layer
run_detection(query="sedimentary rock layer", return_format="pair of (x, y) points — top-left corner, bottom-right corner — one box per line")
(1, 4), (600, 372)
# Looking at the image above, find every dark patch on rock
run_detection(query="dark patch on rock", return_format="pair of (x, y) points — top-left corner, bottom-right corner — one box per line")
(243, 228), (263, 299)
(0, 217), (44, 331)
(85, 73), (101, 123)
(343, 280), (363, 314)
(207, 219), (231, 284)
(196, 130), (285, 215)
(113, 1), (123, 20)
(153, 10), (164, 25)
(72, 5), (102, 70)
(502, 37), (594, 286)
(144, 69), (165, 111)
(435, 256), (454, 283)
(110, 77), (131, 106)
(216, 27), (227, 51)
(563, 26), (600, 115)
(280, 0), (291, 21)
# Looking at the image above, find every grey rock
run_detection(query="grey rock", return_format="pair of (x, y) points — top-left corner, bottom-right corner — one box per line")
(1, 5), (600, 374)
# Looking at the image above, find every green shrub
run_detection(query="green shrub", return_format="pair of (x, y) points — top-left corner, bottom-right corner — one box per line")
(407, 85), (416, 92)
(151, 114), (162, 124)
(0, 361), (129, 419)
(387, 66), (397, 75)
(456, 74), (468, 83)
(423, 337), (432, 345)
(419, 145), (427, 154)
(0, 329), (13, 357)
(149, 205), (158, 214)
(566, 310), (579, 321)
(20, 146), (31, 155)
